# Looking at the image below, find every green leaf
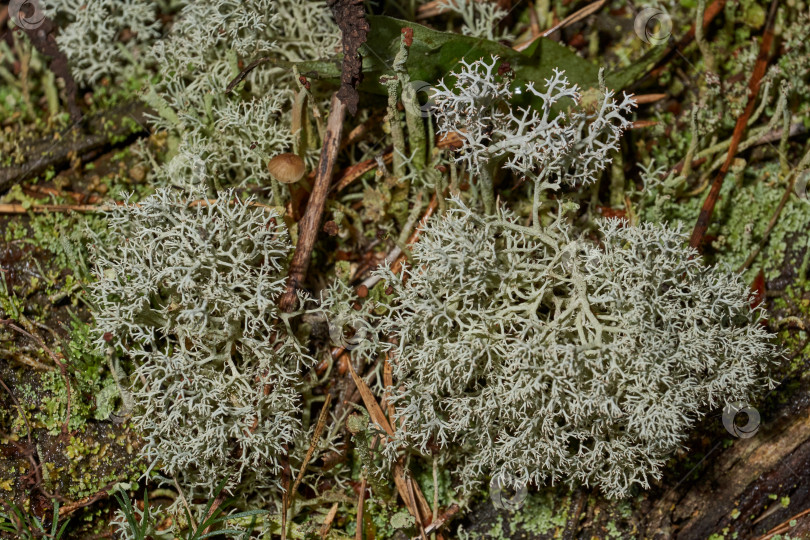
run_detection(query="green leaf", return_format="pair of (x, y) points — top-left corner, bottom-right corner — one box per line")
(293, 15), (667, 99)
(196, 529), (248, 539)
(209, 509), (270, 524)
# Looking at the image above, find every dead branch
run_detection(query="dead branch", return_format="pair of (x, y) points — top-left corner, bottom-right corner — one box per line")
(327, 0), (370, 115)
(280, 94), (348, 311)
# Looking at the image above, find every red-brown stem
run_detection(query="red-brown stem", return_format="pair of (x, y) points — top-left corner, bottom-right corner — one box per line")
(688, 0), (779, 251)
(280, 94), (347, 311)
(355, 476), (367, 540)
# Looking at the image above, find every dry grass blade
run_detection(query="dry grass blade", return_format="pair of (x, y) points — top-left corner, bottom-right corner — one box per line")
(417, 504), (460, 539)
(345, 361), (433, 522)
(320, 502), (339, 539)
(289, 394), (333, 507)
(332, 150), (394, 193)
(391, 194), (439, 275)
(513, 0), (607, 51)
(408, 477), (429, 540)
(355, 476), (367, 540)
(631, 93), (667, 104)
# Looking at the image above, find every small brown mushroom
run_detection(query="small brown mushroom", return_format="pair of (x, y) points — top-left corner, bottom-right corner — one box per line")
(267, 153), (306, 184)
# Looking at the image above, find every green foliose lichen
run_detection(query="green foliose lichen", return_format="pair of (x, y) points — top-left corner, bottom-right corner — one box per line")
(642, 161), (810, 283)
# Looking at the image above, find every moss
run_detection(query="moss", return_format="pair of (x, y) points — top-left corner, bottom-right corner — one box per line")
(43, 422), (146, 500)
(2, 318), (118, 447)
(642, 162), (810, 283)
(509, 489), (570, 537)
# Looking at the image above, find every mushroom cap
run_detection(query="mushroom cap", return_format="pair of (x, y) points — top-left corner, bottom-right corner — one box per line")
(268, 153), (306, 184)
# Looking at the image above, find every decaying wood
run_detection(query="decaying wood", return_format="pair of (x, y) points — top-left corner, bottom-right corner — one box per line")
(0, 319), (71, 436)
(0, 101), (150, 193)
(645, 400), (810, 539)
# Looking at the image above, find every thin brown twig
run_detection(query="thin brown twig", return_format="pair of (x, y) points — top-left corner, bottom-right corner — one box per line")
(225, 57), (273, 94)
(688, 0), (779, 250)
(200, 493), (226, 536)
(288, 394), (333, 510)
(320, 502), (339, 539)
(173, 476), (198, 531)
(0, 198), (276, 215)
(355, 475), (367, 540)
(58, 482), (119, 518)
(562, 488), (588, 540)
(281, 94), (348, 312)
(754, 506), (810, 540)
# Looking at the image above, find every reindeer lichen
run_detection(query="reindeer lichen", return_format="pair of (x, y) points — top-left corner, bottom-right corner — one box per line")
(89, 187), (312, 496)
(375, 200), (776, 499)
(430, 56), (635, 216)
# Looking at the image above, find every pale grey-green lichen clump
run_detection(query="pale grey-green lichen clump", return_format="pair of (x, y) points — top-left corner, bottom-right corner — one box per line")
(89, 187), (312, 496)
(430, 57), (636, 192)
(42, 0), (161, 85)
(376, 200), (776, 499)
(143, 0), (339, 189)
